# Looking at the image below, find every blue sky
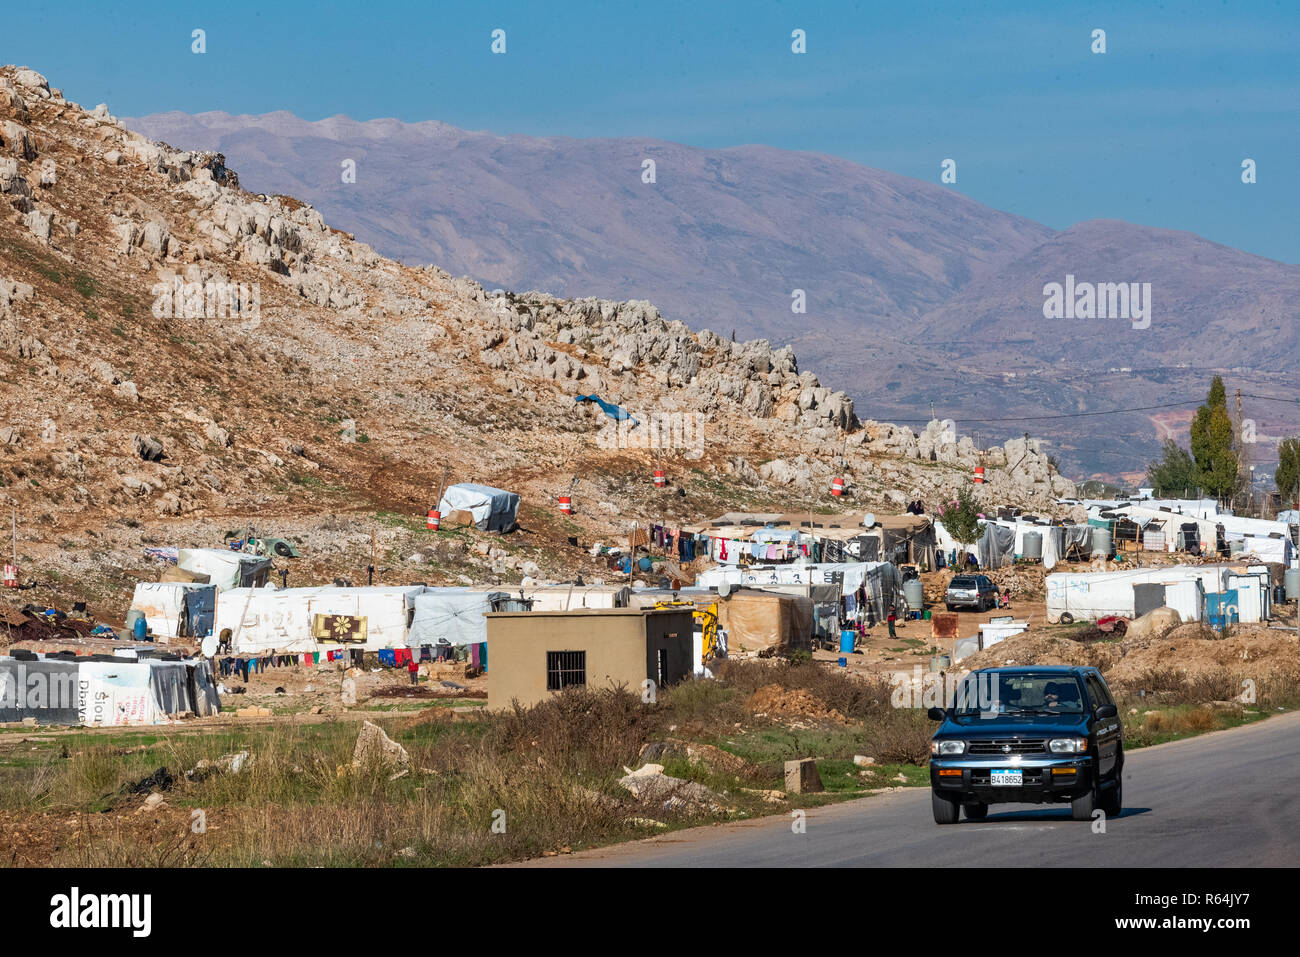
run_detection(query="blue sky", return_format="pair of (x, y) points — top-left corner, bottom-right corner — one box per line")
(6, 0), (1297, 261)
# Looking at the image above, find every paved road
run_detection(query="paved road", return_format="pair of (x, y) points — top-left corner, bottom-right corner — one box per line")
(522, 710), (1300, 867)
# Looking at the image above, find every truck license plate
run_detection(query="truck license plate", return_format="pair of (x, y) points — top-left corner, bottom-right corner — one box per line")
(991, 769), (1022, 786)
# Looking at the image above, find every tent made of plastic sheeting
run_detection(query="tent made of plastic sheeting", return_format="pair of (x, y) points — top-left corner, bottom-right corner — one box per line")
(865, 515), (938, 569)
(977, 523), (1015, 570)
(625, 588), (718, 610)
(1232, 535), (1293, 565)
(177, 548), (273, 591)
(130, 582), (218, 640)
(0, 655), (219, 726)
(1045, 565), (1242, 623)
(437, 483), (520, 533)
(216, 586), (427, 653)
(408, 589), (510, 647)
(1278, 510), (1300, 525)
(1102, 506), (1219, 555)
(715, 588), (813, 655)
(510, 584), (630, 611)
(694, 561), (903, 622)
(1069, 498), (1223, 520)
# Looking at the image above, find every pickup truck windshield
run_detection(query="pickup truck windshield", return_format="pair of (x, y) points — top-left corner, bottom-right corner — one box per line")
(954, 673), (1087, 716)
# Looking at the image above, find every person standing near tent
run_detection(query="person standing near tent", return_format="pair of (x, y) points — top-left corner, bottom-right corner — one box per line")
(407, 657), (419, 685)
(887, 604), (898, 639)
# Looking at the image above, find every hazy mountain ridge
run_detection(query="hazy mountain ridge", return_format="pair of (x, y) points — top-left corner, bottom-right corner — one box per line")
(125, 109), (1300, 479)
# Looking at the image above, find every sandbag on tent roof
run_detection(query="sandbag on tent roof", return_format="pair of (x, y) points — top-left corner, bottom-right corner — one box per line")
(437, 483), (520, 533)
(177, 548), (272, 591)
(408, 588), (509, 647)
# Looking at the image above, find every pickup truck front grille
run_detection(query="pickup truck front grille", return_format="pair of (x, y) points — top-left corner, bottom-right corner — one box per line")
(967, 738), (1047, 755)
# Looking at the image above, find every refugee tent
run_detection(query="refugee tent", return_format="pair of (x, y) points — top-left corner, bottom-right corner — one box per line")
(437, 483), (520, 533)
(714, 588), (813, 655)
(130, 582), (218, 640)
(1045, 566), (1235, 623)
(177, 548), (273, 591)
(1234, 535), (1293, 565)
(216, 586), (427, 653)
(977, 523), (1015, 570)
(408, 588), (510, 647)
(1041, 525), (1067, 570)
(867, 515), (938, 568)
(515, 583), (630, 611)
(0, 654), (219, 726)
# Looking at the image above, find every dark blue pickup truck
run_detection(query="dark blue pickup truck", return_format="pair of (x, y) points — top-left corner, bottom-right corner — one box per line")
(928, 666), (1124, 824)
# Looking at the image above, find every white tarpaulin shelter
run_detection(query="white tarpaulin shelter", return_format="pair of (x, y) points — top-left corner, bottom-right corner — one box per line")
(177, 548), (272, 590)
(0, 655), (220, 726)
(216, 586), (427, 652)
(408, 588), (508, 647)
(130, 582), (215, 639)
(438, 483), (520, 532)
(514, 584), (630, 611)
(1234, 535), (1293, 565)
(694, 561), (903, 620)
(1045, 565), (1241, 622)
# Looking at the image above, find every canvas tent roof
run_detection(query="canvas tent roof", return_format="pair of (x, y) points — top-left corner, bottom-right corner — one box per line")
(438, 483), (520, 533)
(177, 548), (272, 591)
(409, 588), (508, 647)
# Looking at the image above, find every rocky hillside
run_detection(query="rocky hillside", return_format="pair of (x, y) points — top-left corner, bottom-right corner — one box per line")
(0, 65), (1073, 619)
(126, 110), (1300, 480)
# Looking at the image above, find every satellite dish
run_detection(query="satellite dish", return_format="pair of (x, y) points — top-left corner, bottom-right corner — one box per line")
(201, 636), (218, 658)
(862, 513), (876, 528)
(717, 580), (732, 598)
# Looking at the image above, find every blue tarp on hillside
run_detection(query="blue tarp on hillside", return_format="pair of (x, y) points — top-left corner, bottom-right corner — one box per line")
(575, 395), (638, 425)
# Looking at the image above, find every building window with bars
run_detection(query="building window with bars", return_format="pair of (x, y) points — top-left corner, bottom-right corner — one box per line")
(546, 650), (586, 691)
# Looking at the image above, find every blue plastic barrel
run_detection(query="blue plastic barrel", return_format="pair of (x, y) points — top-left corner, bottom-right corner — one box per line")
(839, 629), (855, 653)
(131, 614), (147, 641)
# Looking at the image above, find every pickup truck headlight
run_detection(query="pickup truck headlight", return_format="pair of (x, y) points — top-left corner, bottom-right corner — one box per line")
(1048, 738), (1088, 754)
(931, 740), (966, 755)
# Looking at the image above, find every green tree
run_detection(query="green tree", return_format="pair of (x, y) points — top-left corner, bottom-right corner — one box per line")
(938, 485), (982, 557)
(1189, 376), (1238, 499)
(1146, 440), (1198, 497)
(1277, 437), (1300, 508)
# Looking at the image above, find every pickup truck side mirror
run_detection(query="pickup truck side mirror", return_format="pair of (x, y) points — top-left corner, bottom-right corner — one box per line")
(927, 706), (947, 721)
(1095, 703), (1117, 719)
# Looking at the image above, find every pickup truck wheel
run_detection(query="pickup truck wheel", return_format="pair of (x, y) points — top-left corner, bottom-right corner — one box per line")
(1071, 782), (1098, 821)
(1101, 776), (1123, 817)
(932, 790), (960, 825)
(963, 802), (988, 821)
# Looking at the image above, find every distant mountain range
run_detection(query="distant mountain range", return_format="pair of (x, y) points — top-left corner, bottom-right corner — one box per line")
(126, 110), (1300, 481)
